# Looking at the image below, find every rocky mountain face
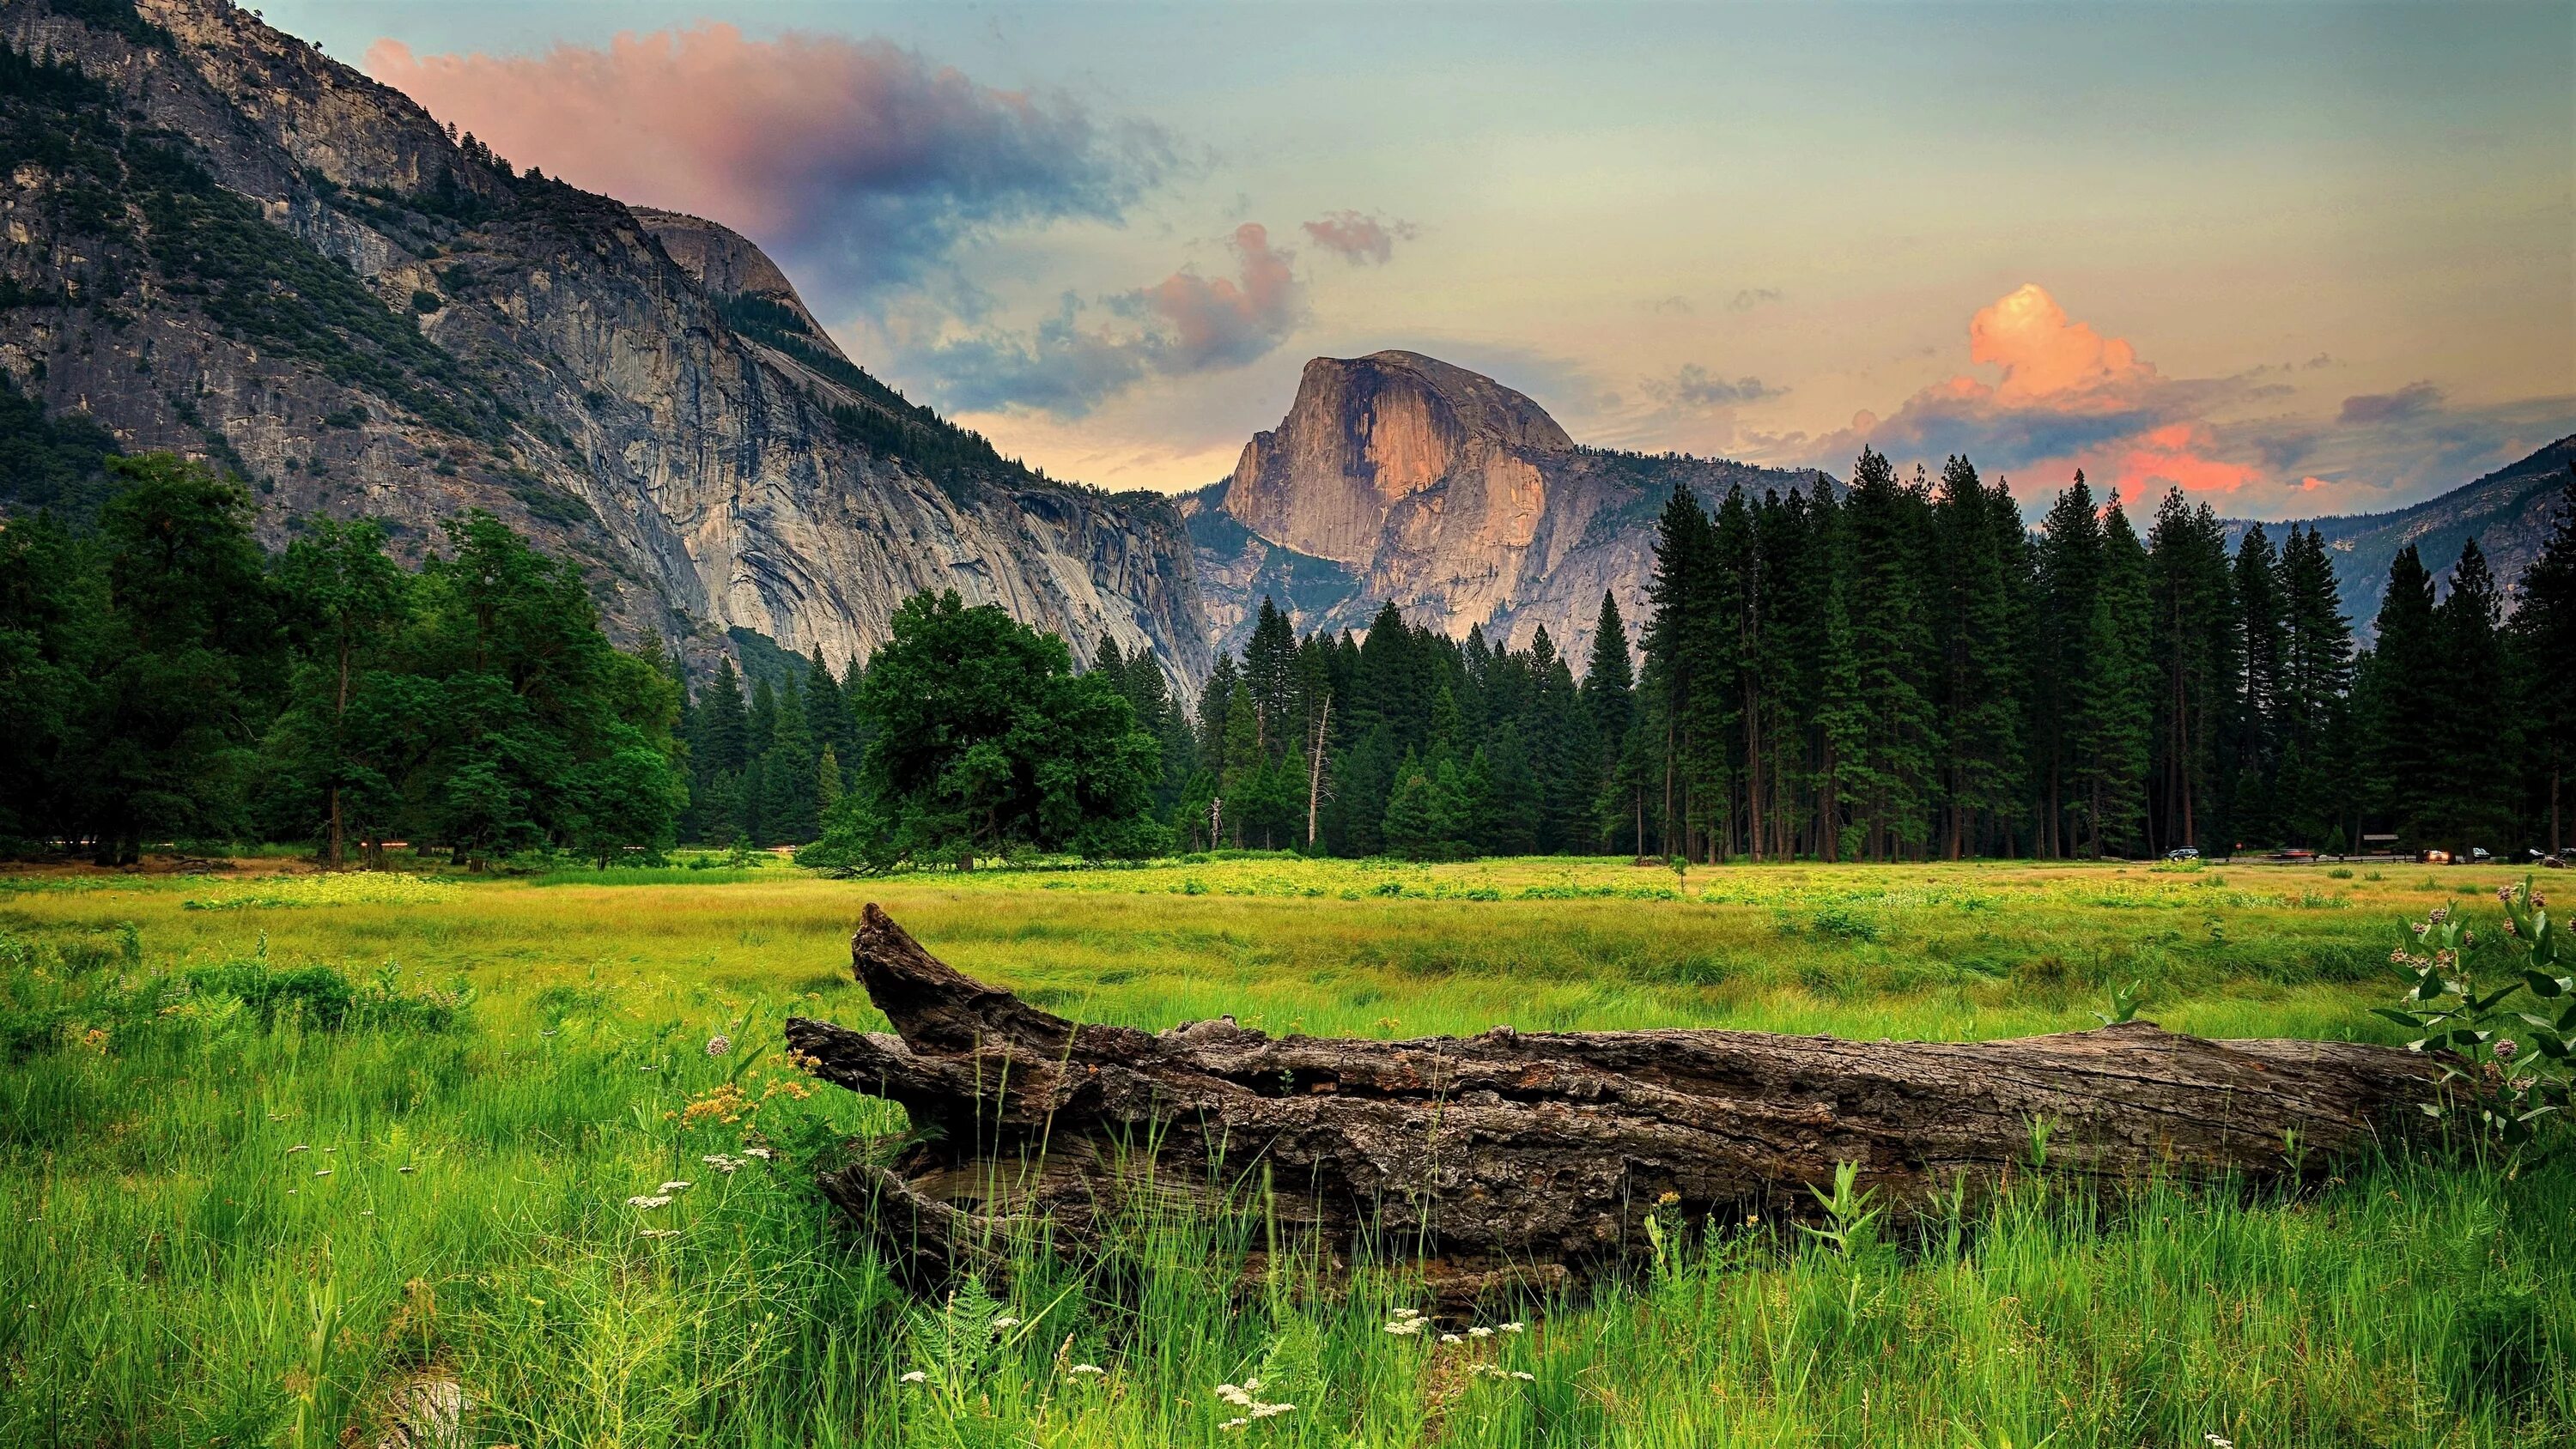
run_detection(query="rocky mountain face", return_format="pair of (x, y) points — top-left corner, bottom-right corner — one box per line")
(1190, 350), (1825, 664)
(2247, 436), (2576, 639)
(0, 0), (1211, 685)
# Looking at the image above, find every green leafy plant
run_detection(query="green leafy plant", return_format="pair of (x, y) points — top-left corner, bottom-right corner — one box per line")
(2374, 877), (2573, 1152)
(2093, 979), (2146, 1026)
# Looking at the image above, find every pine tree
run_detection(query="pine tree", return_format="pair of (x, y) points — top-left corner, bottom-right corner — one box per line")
(1581, 592), (1641, 852)
(2275, 524), (2355, 848)
(2075, 493), (2154, 856)
(2361, 544), (2445, 846)
(1243, 597), (1298, 756)
(2433, 538), (2515, 846)
(1381, 750), (1435, 859)
(2032, 473), (2105, 856)
(2227, 524), (2287, 848)
(1931, 456), (2025, 857)
(2144, 489), (2235, 852)
(2508, 466), (2576, 852)
(1840, 449), (1937, 858)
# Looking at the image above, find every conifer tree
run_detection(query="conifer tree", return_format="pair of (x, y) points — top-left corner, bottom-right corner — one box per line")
(2074, 493), (2154, 856)
(2361, 544), (2445, 846)
(1931, 456), (2025, 857)
(1840, 449), (1937, 858)
(2433, 538), (2515, 846)
(2226, 524), (2287, 847)
(2508, 468), (2576, 852)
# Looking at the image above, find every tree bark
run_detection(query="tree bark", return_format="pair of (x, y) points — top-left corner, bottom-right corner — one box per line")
(788, 906), (2453, 1306)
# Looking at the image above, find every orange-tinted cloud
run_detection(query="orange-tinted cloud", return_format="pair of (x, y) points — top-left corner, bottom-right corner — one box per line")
(2111, 423), (2264, 495)
(1968, 282), (2150, 403)
(1815, 283), (2274, 505)
(365, 26), (1167, 305)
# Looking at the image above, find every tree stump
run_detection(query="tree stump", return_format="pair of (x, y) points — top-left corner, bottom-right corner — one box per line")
(786, 904), (2447, 1302)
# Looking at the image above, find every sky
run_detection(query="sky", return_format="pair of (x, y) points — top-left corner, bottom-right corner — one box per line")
(267, 0), (2574, 518)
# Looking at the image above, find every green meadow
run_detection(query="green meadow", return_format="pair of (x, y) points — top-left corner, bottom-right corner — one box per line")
(3, 855), (2569, 1446)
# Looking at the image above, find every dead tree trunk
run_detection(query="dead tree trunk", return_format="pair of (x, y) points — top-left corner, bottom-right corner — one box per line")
(787, 905), (2451, 1303)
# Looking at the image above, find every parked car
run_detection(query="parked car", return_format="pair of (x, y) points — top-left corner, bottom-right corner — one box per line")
(2270, 847), (2317, 864)
(2420, 849), (2453, 865)
(2164, 847), (2200, 862)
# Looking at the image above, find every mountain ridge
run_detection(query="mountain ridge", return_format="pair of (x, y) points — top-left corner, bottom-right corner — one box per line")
(2224, 435), (2576, 638)
(1193, 349), (1828, 663)
(0, 0), (1211, 686)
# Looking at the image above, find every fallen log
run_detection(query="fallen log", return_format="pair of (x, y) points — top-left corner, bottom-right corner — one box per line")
(786, 904), (2451, 1302)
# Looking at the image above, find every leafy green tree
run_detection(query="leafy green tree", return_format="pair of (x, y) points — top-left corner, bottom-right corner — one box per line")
(805, 591), (1166, 871)
(270, 518), (406, 865)
(80, 456), (283, 863)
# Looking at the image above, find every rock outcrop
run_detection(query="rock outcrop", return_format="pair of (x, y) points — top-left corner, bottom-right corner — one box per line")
(0, 0), (1211, 686)
(1198, 351), (1825, 663)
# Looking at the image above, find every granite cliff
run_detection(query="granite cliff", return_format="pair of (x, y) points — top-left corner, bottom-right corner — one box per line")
(0, 0), (1211, 684)
(1188, 350), (1826, 663)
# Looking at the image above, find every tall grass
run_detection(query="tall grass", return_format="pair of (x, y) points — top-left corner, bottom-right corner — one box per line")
(0, 859), (2567, 1446)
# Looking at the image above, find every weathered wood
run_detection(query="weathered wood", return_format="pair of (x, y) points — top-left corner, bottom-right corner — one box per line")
(787, 904), (2450, 1300)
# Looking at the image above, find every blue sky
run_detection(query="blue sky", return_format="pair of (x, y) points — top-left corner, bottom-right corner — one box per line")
(271, 0), (2573, 514)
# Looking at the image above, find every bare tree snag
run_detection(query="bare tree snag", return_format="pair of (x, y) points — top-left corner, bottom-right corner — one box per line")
(787, 905), (2451, 1302)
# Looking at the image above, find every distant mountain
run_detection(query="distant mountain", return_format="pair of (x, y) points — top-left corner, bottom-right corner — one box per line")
(2241, 436), (2576, 639)
(0, 0), (1212, 686)
(1189, 350), (1826, 663)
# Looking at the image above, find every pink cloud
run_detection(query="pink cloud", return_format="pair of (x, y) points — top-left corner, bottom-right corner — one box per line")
(2111, 422), (2264, 496)
(1300, 210), (1416, 265)
(1138, 223), (1301, 369)
(365, 26), (1165, 304)
(1968, 282), (2151, 403)
(1813, 282), (2275, 504)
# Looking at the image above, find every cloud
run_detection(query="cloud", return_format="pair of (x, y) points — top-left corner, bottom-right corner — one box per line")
(1805, 282), (2263, 504)
(1299, 210), (1417, 265)
(1801, 282), (2575, 518)
(2338, 380), (2443, 425)
(912, 223), (1303, 416)
(365, 25), (1172, 309)
(1728, 288), (1784, 312)
(1644, 364), (1780, 410)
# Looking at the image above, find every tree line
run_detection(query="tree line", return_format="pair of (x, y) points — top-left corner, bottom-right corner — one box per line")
(13, 449), (2569, 870)
(1, 455), (685, 864)
(1069, 452), (2575, 864)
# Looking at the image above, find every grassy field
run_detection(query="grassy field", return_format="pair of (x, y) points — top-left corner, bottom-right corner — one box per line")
(2, 854), (2569, 1446)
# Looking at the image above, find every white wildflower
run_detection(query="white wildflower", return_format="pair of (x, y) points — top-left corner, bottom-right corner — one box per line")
(2204, 1437), (2233, 1449)
(1215, 1384), (1255, 1408)
(1499, 1321), (1526, 1333)
(1219, 1418), (1248, 1431)
(627, 1194), (672, 1209)
(898, 1370), (927, 1385)
(1250, 1403), (1294, 1419)
(743, 1146), (775, 1161)
(1511, 1371), (1535, 1382)
(702, 1154), (743, 1173)
(707, 1034), (731, 1057)
(313, 1168), (331, 1178)
(1467, 1325), (1495, 1338)
(1069, 1363), (1107, 1376)
(640, 1228), (679, 1239)
(1382, 1318), (1427, 1336)
(658, 1180), (691, 1193)
(1439, 1333), (1462, 1345)
(992, 1316), (1021, 1331)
